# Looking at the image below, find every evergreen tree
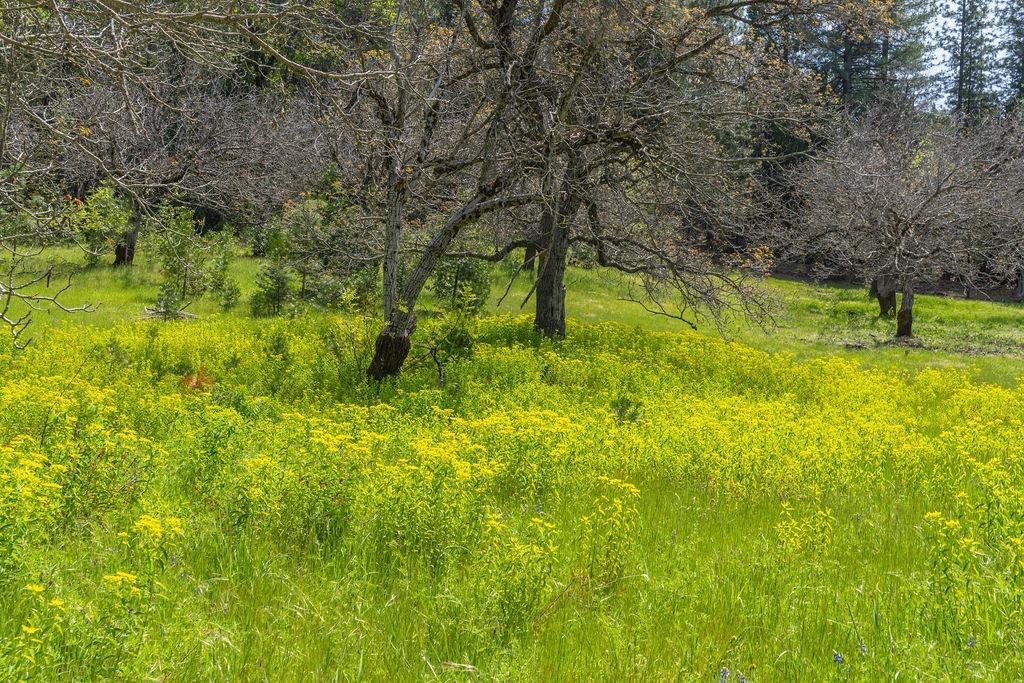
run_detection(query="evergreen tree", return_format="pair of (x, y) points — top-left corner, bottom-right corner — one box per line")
(942, 0), (998, 118)
(1002, 0), (1024, 107)
(815, 0), (937, 105)
(789, 0), (934, 107)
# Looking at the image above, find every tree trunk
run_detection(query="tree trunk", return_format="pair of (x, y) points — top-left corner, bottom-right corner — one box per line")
(523, 244), (537, 273)
(381, 174), (406, 321)
(535, 251), (567, 338)
(534, 208), (574, 339)
(113, 229), (138, 267)
(871, 276), (897, 316)
(879, 289), (896, 317)
(896, 283), (914, 338)
(367, 314), (416, 382)
(532, 155), (587, 340)
(840, 39), (854, 104)
(1016, 268), (1024, 301)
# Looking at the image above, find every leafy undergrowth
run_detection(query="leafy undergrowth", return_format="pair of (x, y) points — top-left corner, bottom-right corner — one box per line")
(2, 315), (1023, 680)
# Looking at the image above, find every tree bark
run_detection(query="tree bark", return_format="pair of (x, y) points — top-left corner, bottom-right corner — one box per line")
(871, 276), (897, 316)
(840, 39), (854, 104)
(113, 229), (138, 267)
(896, 282), (914, 338)
(366, 314), (416, 382)
(532, 151), (588, 340)
(381, 170), (406, 321)
(534, 236), (568, 338)
(534, 198), (581, 339)
(523, 244), (537, 273)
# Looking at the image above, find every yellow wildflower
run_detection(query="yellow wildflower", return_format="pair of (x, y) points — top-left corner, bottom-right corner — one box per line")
(102, 571), (138, 585)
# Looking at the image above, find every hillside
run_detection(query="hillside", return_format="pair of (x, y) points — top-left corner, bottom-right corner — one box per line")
(3, 272), (1024, 678)
(22, 247), (1024, 384)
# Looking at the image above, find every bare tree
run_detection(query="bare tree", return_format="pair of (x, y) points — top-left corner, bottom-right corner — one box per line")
(59, 80), (327, 264)
(332, 3), (539, 380)
(442, 0), (840, 339)
(0, 1), (331, 342)
(786, 105), (1024, 338)
(0, 5), (96, 345)
(260, 0), (858, 378)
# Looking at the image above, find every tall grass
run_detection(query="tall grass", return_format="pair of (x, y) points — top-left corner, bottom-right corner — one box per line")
(2, 314), (1023, 680)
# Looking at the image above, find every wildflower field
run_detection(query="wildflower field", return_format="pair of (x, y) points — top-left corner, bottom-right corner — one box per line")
(2, 310), (1024, 680)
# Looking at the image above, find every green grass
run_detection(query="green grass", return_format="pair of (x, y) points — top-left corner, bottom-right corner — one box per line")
(21, 244), (1024, 385)
(14, 244), (262, 332)
(3, 245), (1024, 679)
(491, 265), (1024, 385)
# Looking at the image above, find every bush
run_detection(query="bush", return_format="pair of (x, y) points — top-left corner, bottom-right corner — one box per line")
(150, 205), (242, 318)
(152, 206), (209, 318)
(297, 267), (380, 313)
(432, 258), (493, 313)
(208, 237), (241, 311)
(250, 198), (381, 315)
(69, 186), (132, 267)
(250, 260), (294, 317)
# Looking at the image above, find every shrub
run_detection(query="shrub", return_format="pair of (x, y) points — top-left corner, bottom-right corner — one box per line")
(207, 236), (241, 311)
(432, 258), (493, 314)
(250, 260), (294, 317)
(151, 205), (210, 319)
(69, 186), (132, 266)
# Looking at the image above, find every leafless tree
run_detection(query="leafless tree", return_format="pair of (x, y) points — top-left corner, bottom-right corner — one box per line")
(194, 0), (860, 379)
(0, 0), (903, 368)
(786, 105), (1024, 338)
(59, 79), (328, 264)
(0, 1), (331, 342)
(431, 1), (840, 341)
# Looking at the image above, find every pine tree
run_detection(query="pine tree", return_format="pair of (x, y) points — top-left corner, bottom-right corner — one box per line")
(1003, 0), (1024, 107)
(793, 0), (934, 107)
(878, 0), (935, 97)
(942, 0), (998, 119)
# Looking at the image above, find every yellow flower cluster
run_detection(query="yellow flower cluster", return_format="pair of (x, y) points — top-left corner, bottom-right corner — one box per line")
(133, 514), (183, 545)
(4, 314), (1024, 676)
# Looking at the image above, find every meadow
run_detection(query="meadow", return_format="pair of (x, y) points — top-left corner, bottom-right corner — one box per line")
(4, 252), (1024, 680)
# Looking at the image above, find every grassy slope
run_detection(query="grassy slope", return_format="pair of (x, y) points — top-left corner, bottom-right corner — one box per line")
(493, 265), (1024, 385)
(4, 249), (1024, 679)
(23, 244), (1024, 385)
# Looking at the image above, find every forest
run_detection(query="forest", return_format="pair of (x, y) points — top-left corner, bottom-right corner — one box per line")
(3, 0), (1024, 680)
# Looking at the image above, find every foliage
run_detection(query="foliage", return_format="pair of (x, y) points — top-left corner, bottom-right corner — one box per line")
(68, 186), (131, 267)
(151, 205), (244, 319)
(432, 258), (492, 314)
(249, 199), (381, 316)
(152, 205), (207, 318)
(3, 314), (1024, 678)
(941, 0), (999, 118)
(249, 260), (294, 317)
(1003, 0), (1024, 105)
(207, 236), (241, 311)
